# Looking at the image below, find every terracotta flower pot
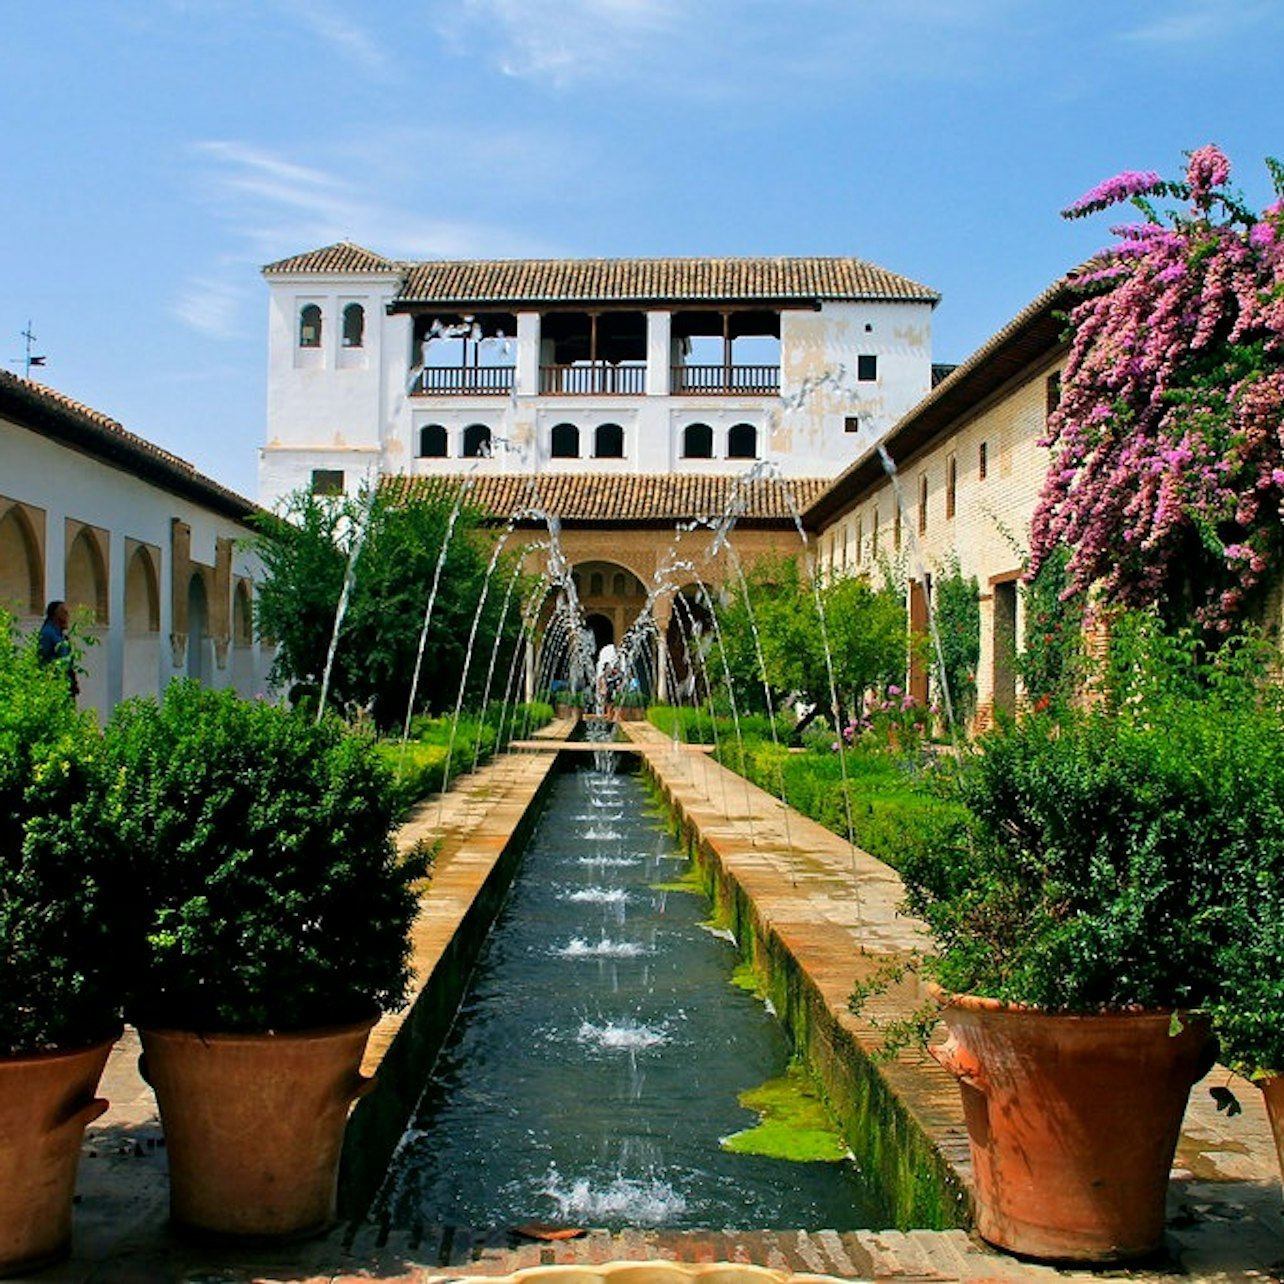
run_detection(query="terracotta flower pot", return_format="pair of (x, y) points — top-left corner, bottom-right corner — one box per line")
(139, 1015), (377, 1242)
(1258, 1074), (1284, 1193)
(0, 1033), (115, 1277)
(930, 989), (1215, 1262)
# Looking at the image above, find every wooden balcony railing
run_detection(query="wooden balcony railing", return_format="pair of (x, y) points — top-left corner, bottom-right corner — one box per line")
(540, 363), (646, 395)
(411, 366), (515, 395)
(672, 364), (780, 394)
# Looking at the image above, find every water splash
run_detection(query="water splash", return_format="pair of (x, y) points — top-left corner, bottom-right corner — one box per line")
(575, 1019), (670, 1052)
(541, 1171), (688, 1225)
(315, 475), (379, 723)
(556, 937), (647, 959)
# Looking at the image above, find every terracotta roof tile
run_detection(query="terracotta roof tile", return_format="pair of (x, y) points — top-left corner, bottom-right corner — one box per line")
(396, 256), (937, 306)
(385, 473), (828, 525)
(0, 370), (260, 521)
(262, 247), (939, 306)
(262, 241), (403, 276)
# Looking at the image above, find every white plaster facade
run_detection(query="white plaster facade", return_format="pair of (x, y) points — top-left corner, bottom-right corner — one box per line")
(805, 278), (1072, 729)
(258, 247), (937, 509)
(0, 374), (274, 722)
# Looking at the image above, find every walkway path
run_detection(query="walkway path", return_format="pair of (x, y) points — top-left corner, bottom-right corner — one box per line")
(38, 722), (1284, 1283)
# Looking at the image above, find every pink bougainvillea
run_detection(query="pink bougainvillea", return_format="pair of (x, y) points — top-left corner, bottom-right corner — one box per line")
(1030, 146), (1284, 632)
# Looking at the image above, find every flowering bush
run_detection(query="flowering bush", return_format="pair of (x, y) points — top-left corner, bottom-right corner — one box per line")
(838, 684), (932, 753)
(1031, 145), (1284, 632)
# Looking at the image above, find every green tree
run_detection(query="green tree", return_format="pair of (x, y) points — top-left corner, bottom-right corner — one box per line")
(932, 556), (980, 723)
(251, 486), (527, 728)
(714, 554), (906, 736)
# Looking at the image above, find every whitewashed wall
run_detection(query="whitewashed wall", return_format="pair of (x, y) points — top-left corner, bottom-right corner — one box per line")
(1, 416), (274, 722)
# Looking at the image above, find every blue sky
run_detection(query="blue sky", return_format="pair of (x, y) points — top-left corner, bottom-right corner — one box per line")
(3, 1), (1283, 501)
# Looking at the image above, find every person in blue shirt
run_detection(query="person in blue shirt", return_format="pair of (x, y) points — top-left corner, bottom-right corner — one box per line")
(37, 600), (79, 698)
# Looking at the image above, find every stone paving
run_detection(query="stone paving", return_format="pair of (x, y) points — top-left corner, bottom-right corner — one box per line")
(34, 721), (1284, 1283)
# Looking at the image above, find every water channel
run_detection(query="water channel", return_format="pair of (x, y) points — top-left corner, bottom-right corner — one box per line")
(375, 754), (879, 1232)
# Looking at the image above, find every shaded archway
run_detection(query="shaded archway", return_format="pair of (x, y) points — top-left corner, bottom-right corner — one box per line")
(0, 503), (43, 617)
(187, 572), (209, 683)
(123, 543), (161, 699)
(66, 527), (108, 624)
(665, 584), (715, 703)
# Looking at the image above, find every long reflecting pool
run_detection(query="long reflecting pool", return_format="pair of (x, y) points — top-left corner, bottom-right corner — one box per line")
(375, 756), (879, 1230)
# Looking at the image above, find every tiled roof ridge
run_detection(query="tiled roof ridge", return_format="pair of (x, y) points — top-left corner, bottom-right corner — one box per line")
(384, 472), (829, 523)
(0, 369), (260, 519)
(262, 246), (939, 304)
(263, 240), (404, 275)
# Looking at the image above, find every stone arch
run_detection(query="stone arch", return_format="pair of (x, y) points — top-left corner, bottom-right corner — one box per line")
(233, 579), (253, 646)
(125, 544), (160, 634)
(585, 613), (614, 653)
(187, 571), (210, 683)
(66, 525), (109, 625)
(0, 501), (43, 617)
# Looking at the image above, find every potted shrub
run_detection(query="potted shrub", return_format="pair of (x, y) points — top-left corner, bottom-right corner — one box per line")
(0, 611), (126, 1274)
(874, 618), (1268, 1262)
(1202, 684), (1284, 1198)
(104, 682), (428, 1243)
(1210, 895), (1284, 1197)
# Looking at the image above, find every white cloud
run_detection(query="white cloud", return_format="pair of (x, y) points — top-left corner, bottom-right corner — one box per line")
(189, 137), (565, 269)
(1121, 0), (1280, 45)
(438, 0), (686, 85)
(276, 0), (392, 74)
(173, 273), (248, 339)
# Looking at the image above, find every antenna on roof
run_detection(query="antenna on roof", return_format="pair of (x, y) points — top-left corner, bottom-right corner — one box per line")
(12, 321), (47, 378)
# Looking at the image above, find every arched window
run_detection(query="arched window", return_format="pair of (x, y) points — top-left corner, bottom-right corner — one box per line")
(463, 423), (492, 457)
(419, 423), (448, 458)
(612, 573), (626, 596)
(727, 422), (757, 459)
(550, 422), (579, 459)
(595, 422), (624, 458)
(590, 572), (604, 595)
(342, 303), (365, 348)
(299, 304), (322, 348)
(682, 422), (713, 459)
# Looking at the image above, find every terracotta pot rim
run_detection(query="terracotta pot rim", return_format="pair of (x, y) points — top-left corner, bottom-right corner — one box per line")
(926, 981), (1206, 1021)
(1, 1026), (123, 1065)
(136, 1012), (378, 1044)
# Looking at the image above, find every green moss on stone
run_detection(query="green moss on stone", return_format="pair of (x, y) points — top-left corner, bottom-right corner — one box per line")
(721, 1064), (848, 1162)
(649, 867), (706, 895)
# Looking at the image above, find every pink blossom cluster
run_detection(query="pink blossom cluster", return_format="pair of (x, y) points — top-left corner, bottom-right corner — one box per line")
(1031, 145), (1284, 631)
(832, 684), (930, 750)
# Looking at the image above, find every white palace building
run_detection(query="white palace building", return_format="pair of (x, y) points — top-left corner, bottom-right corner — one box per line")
(258, 244), (940, 507)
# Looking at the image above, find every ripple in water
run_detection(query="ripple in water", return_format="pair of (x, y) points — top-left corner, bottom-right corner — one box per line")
(556, 937), (646, 959)
(582, 826), (622, 841)
(541, 1171), (688, 1225)
(576, 856), (640, 869)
